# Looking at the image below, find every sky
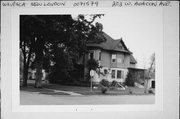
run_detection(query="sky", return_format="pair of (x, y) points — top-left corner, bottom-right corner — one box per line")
(95, 8), (163, 69)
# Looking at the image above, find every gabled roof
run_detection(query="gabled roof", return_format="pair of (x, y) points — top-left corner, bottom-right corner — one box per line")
(87, 32), (132, 54)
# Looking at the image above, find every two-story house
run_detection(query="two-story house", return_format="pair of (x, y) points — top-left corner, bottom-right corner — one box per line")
(84, 32), (137, 83)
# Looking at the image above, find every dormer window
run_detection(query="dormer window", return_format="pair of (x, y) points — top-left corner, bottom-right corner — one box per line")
(111, 54), (116, 63)
(118, 44), (122, 49)
(117, 43), (124, 49)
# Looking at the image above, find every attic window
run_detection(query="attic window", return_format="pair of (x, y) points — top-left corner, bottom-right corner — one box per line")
(111, 54), (116, 63)
(118, 43), (123, 49)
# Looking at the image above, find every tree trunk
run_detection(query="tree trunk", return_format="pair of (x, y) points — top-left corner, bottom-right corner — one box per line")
(35, 57), (43, 88)
(34, 38), (44, 88)
(83, 54), (86, 81)
(22, 45), (29, 87)
(144, 57), (155, 93)
(22, 64), (28, 87)
(22, 44), (32, 87)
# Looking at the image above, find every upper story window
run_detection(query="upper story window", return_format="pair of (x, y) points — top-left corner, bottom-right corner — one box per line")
(117, 43), (124, 49)
(89, 52), (94, 60)
(111, 54), (116, 63)
(99, 51), (101, 60)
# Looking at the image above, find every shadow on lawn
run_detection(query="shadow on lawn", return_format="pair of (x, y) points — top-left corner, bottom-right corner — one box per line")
(39, 92), (69, 95)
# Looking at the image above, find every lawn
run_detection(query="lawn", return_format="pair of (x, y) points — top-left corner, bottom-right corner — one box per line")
(20, 80), (155, 96)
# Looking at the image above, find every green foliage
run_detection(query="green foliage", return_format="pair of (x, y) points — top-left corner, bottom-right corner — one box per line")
(148, 89), (154, 94)
(85, 59), (99, 81)
(20, 14), (105, 86)
(101, 87), (108, 94)
(100, 79), (110, 87)
(49, 47), (74, 84)
(99, 79), (110, 94)
(86, 59), (99, 70)
(125, 72), (135, 87)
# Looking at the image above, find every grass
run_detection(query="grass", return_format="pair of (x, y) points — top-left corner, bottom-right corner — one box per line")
(20, 80), (155, 96)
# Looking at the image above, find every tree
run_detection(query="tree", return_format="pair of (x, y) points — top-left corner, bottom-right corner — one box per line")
(86, 59), (99, 71)
(20, 16), (36, 86)
(20, 14), (105, 87)
(48, 44), (74, 84)
(144, 53), (155, 93)
(125, 71), (135, 86)
(148, 53), (155, 78)
(48, 15), (106, 84)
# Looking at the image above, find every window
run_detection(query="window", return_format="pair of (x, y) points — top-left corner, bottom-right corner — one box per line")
(118, 43), (124, 49)
(99, 51), (101, 60)
(104, 69), (108, 74)
(117, 70), (124, 79)
(117, 70), (122, 79)
(111, 54), (116, 63)
(111, 70), (115, 78)
(89, 52), (94, 60)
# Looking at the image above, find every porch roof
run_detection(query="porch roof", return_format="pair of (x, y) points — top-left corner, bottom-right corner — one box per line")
(128, 67), (145, 71)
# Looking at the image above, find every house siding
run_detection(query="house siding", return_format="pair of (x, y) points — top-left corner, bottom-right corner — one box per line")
(109, 53), (132, 69)
(100, 50), (111, 67)
(129, 63), (136, 68)
(91, 50), (132, 83)
(94, 49), (101, 60)
(124, 54), (131, 68)
(116, 53), (125, 68)
(84, 34), (137, 83)
(110, 59), (117, 68)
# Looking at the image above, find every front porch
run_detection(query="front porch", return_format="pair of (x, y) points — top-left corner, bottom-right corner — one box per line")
(88, 67), (129, 84)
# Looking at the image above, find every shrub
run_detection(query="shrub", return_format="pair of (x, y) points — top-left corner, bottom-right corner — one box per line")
(129, 89), (133, 94)
(86, 59), (99, 70)
(125, 72), (135, 86)
(148, 89), (154, 94)
(101, 87), (108, 94)
(99, 79), (110, 94)
(100, 79), (110, 87)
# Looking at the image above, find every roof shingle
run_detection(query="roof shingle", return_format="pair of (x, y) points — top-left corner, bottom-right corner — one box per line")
(87, 32), (131, 53)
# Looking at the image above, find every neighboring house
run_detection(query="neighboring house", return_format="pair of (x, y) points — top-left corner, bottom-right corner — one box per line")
(144, 69), (155, 89)
(127, 67), (145, 87)
(84, 32), (137, 83)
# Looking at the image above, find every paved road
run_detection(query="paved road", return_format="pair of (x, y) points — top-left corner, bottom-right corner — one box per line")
(20, 91), (155, 105)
